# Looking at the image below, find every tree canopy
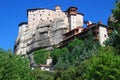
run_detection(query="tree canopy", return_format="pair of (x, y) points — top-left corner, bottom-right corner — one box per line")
(0, 1), (120, 80)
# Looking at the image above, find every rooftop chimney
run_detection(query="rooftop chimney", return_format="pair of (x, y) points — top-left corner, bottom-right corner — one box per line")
(55, 6), (61, 11)
(98, 21), (102, 24)
(87, 21), (92, 27)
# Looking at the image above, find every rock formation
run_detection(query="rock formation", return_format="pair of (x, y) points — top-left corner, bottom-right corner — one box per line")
(14, 6), (110, 69)
(14, 6), (84, 56)
(108, 14), (117, 26)
(14, 18), (68, 55)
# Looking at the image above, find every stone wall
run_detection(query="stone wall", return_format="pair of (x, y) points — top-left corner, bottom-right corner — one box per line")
(14, 18), (68, 55)
(14, 6), (84, 55)
(99, 25), (108, 46)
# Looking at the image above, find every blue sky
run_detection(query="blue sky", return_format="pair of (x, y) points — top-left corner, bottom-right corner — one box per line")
(0, 0), (115, 51)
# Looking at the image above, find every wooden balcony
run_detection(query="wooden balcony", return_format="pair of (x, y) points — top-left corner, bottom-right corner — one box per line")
(107, 28), (111, 34)
(63, 27), (82, 40)
(93, 29), (99, 33)
(94, 36), (99, 40)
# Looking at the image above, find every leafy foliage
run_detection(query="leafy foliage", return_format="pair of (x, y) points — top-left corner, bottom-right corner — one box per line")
(30, 68), (54, 80)
(34, 49), (50, 64)
(0, 49), (54, 80)
(107, 0), (120, 52)
(1, 1), (120, 79)
(54, 66), (77, 80)
(82, 46), (120, 80)
(112, 0), (120, 27)
(52, 34), (100, 70)
(0, 49), (31, 80)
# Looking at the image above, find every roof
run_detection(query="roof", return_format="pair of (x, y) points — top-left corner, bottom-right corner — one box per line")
(27, 7), (55, 13)
(98, 24), (108, 28)
(77, 12), (84, 16)
(38, 64), (50, 67)
(86, 23), (108, 28)
(63, 27), (83, 36)
(66, 6), (84, 16)
(27, 8), (46, 12)
(68, 6), (78, 10)
(27, 8), (54, 17)
(18, 22), (27, 27)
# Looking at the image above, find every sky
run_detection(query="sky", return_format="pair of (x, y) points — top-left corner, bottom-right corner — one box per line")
(0, 0), (115, 51)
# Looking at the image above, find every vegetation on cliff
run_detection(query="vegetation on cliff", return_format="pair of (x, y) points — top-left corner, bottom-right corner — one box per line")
(1, 38), (120, 80)
(107, 0), (120, 53)
(34, 49), (50, 64)
(0, 1), (120, 80)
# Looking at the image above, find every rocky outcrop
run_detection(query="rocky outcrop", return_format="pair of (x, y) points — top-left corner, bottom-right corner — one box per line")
(14, 18), (68, 55)
(14, 6), (84, 56)
(50, 18), (68, 46)
(108, 14), (117, 26)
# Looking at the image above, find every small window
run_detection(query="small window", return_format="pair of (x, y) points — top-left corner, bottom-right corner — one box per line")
(40, 18), (42, 20)
(40, 14), (42, 16)
(33, 18), (35, 20)
(104, 34), (107, 38)
(47, 17), (49, 19)
(103, 42), (105, 44)
(33, 34), (35, 36)
(48, 14), (50, 16)
(33, 14), (35, 16)
(20, 51), (22, 54)
(50, 20), (52, 22)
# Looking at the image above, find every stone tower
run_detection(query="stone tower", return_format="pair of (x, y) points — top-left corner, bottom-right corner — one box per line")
(67, 7), (84, 30)
(14, 22), (28, 55)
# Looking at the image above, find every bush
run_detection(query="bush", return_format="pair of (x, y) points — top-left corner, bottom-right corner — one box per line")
(30, 68), (54, 80)
(82, 46), (120, 80)
(34, 49), (50, 64)
(0, 49), (31, 80)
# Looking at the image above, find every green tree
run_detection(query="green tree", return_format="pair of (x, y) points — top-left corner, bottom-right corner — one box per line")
(34, 49), (50, 64)
(82, 46), (120, 80)
(30, 68), (54, 80)
(112, 0), (120, 28)
(107, 0), (120, 52)
(51, 47), (68, 65)
(54, 66), (77, 80)
(53, 33), (100, 70)
(0, 49), (31, 80)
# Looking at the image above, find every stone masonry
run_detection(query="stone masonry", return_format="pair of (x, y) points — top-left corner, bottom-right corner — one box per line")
(14, 6), (84, 55)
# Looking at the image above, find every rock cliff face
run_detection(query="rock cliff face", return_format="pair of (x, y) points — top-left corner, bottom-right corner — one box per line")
(14, 6), (84, 56)
(14, 18), (68, 55)
(29, 18), (68, 53)
(108, 14), (117, 26)
(14, 6), (84, 68)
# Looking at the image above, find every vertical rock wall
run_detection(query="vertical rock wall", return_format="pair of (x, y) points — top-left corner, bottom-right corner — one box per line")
(14, 18), (68, 55)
